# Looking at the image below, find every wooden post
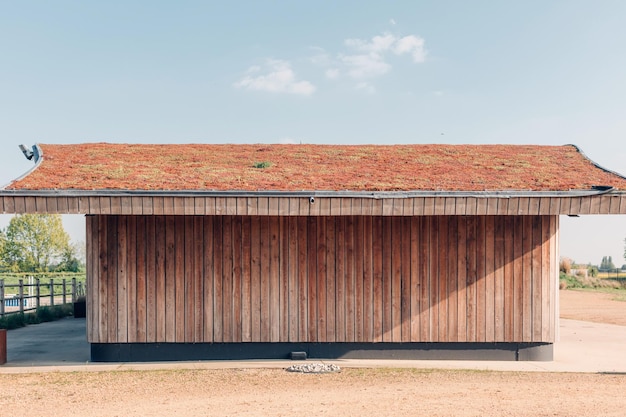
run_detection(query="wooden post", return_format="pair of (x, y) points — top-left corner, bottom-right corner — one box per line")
(0, 279), (4, 317)
(36, 278), (40, 309)
(72, 278), (77, 303)
(62, 279), (67, 305)
(0, 329), (6, 365)
(50, 279), (54, 306)
(18, 279), (24, 314)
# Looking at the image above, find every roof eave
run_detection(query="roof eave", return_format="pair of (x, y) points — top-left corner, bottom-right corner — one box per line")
(0, 188), (620, 199)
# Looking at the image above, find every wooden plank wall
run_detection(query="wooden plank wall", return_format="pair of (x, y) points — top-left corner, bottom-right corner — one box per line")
(86, 214), (559, 344)
(4, 194), (626, 215)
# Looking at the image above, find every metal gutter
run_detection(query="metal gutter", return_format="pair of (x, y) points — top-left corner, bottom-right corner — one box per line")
(0, 187), (619, 199)
(567, 144), (626, 181)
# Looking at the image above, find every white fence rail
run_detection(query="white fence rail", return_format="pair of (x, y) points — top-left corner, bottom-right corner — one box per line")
(0, 277), (86, 317)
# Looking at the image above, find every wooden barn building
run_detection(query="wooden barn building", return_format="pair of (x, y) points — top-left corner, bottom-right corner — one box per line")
(2, 143), (626, 362)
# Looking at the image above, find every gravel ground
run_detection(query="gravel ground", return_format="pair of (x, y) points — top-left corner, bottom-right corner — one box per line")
(0, 289), (624, 416)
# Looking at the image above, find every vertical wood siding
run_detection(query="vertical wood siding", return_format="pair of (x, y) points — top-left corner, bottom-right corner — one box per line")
(86, 215), (559, 344)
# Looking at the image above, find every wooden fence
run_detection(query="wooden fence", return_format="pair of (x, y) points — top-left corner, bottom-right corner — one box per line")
(0, 277), (86, 317)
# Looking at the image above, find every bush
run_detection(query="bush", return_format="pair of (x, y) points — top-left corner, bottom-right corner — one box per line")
(0, 304), (73, 330)
(559, 272), (625, 290)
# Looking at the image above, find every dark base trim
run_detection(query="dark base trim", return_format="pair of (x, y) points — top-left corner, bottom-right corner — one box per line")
(91, 342), (553, 362)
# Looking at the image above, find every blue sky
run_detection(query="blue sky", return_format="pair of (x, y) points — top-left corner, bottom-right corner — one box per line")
(1, 1), (626, 266)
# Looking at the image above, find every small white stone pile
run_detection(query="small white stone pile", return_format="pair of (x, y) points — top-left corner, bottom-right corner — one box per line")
(285, 363), (341, 373)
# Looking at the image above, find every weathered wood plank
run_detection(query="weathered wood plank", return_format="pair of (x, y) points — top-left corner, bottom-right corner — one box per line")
(325, 217), (337, 342)
(362, 216), (374, 342)
(446, 216), (459, 342)
(419, 217), (431, 341)
(44, 197), (56, 213)
(503, 216), (515, 342)
(335, 217), (346, 342)
(221, 216), (233, 342)
(279, 217), (289, 342)
(391, 217), (402, 342)
(211, 217), (223, 342)
(517, 197), (529, 215)
(179, 216), (196, 342)
(145, 216), (157, 343)
(486, 198), (498, 215)
(529, 197), (542, 215)
(372, 216), (383, 342)
(135, 217), (147, 343)
(241, 216), (252, 342)
(154, 216), (166, 342)
(116, 216), (128, 343)
(306, 217), (318, 342)
(316, 217), (327, 342)
(250, 216), (261, 342)
(458, 217), (469, 342)
(475, 216), (486, 343)
(494, 216), (505, 341)
(484, 216), (495, 342)
(106, 216), (118, 343)
(409, 217), (420, 342)
(429, 216), (440, 341)
(174, 216), (186, 342)
(346, 216), (360, 341)
(496, 198), (509, 216)
(98, 216), (109, 343)
(549, 216), (558, 341)
(521, 216), (532, 341)
(531, 216), (543, 341)
(475, 198), (488, 215)
(541, 216), (551, 341)
(437, 216), (448, 342)
(86, 216), (97, 342)
(231, 216), (242, 343)
(124, 216), (139, 343)
(202, 216), (216, 343)
(269, 216), (280, 342)
(193, 216), (204, 342)
(513, 216), (524, 341)
(382, 217), (393, 342)
(401, 217), (413, 341)
(165, 216), (177, 342)
(297, 217), (308, 341)
(259, 216), (270, 342)
(34, 196), (46, 213)
(247, 197), (258, 216)
(465, 216), (477, 342)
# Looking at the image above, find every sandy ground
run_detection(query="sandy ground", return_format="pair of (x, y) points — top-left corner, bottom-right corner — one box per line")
(0, 289), (624, 417)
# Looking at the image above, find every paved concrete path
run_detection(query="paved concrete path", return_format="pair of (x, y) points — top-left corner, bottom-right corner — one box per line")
(1, 317), (625, 373)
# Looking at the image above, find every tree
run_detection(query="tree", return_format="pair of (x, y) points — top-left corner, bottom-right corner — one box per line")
(600, 256), (616, 271)
(53, 241), (84, 272)
(1, 214), (71, 272)
(0, 228), (6, 270)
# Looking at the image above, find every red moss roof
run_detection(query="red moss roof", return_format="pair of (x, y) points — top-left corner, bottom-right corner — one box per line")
(5, 143), (626, 192)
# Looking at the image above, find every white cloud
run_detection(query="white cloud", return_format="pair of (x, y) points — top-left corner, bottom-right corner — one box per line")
(325, 68), (340, 79)
(338, 32), (427, 80)
(234, 59), (316, 96)
(345, 33), (396, 53)
(392, 35), (427, 63)
(340, 53), (391, 79)
(355, 82), (376, 94)
(389, 18), (397, 26)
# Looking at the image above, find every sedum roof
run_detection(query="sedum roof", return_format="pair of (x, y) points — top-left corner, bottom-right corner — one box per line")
(4, 142), (626, 193)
